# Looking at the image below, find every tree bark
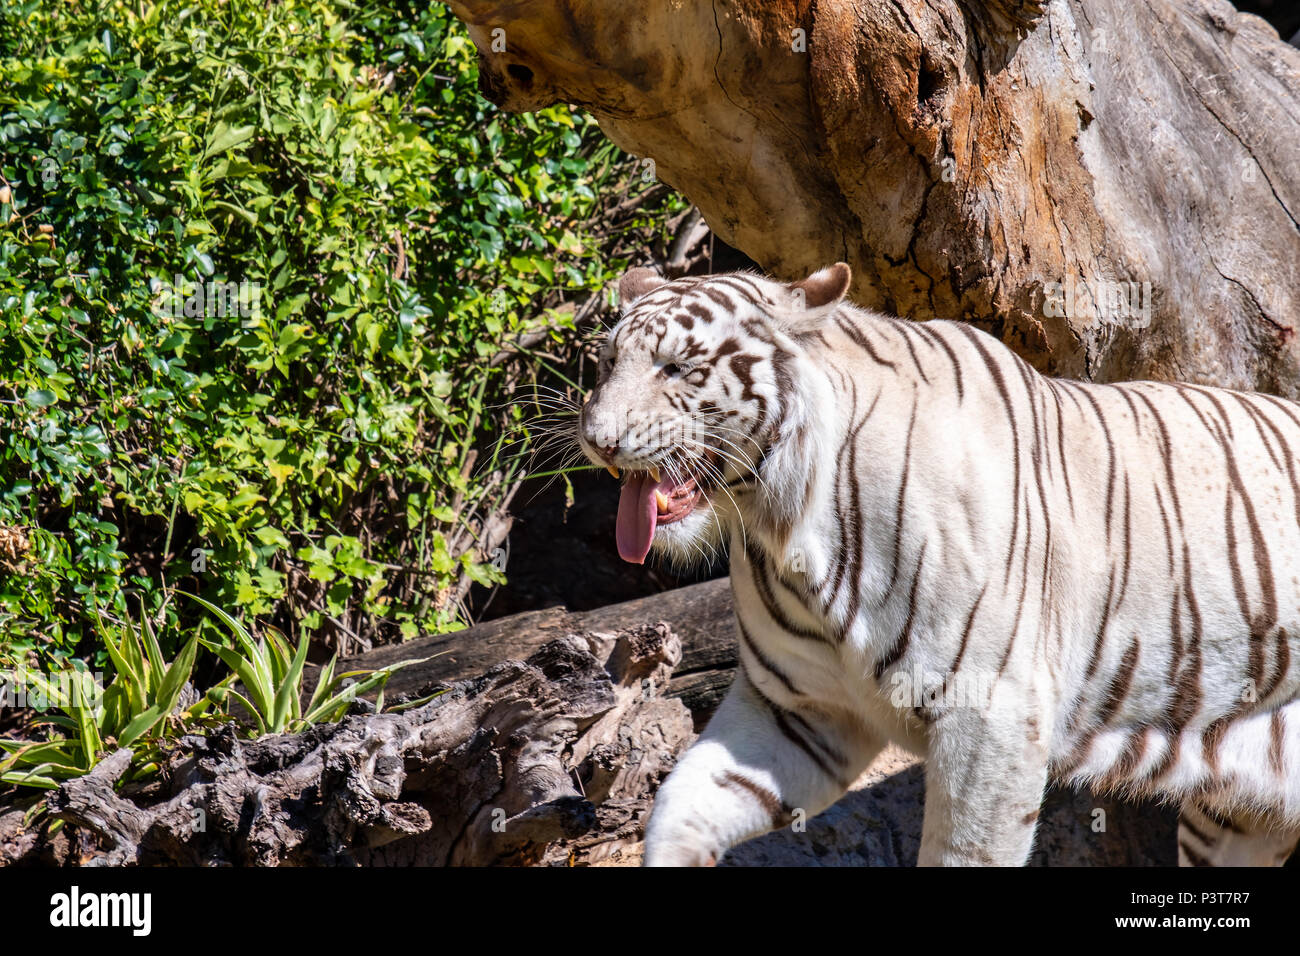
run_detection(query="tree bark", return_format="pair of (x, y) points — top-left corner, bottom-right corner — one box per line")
(447, 0), (1300, 393)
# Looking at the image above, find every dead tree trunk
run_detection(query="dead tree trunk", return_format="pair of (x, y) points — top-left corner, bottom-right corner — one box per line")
(447, 0), (1300, 393)
(0, 626), (694, 866)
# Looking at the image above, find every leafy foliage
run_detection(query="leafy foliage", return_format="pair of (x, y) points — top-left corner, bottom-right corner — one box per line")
(0, 598), (209, 788)
(185, 590), (427, 735)
(0, 590), (421, 790)
(0, 0), (680, 660)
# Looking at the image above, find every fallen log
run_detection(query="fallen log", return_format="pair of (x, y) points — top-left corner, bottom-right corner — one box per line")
(0, 624), (695, 866)
(340, 578), (739, 726)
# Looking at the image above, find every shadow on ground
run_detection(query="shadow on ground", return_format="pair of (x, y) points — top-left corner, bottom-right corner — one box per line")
(721, 748), (1179, 866)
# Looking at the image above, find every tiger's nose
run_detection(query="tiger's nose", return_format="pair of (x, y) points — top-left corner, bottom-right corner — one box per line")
(584, 423), (620, 461)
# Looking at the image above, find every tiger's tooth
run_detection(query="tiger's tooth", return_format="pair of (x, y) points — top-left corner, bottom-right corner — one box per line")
(607, 465), (620, 479)
(650, 466), (661, 482)
(655, 490), (669, 512)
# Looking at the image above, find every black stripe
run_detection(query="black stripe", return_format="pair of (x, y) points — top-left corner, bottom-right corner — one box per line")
(735, 613), (805, 697)
(956, 325), (1023, 585)
(1045, 381), (1076, 518)
(1075, 386), (1118, 545)
(1178, 812), (1217, 848)
(881, 397), (919, 600)
(836, 315), (898, 369)
(744, 540), (830, 644)
(915, 322), (965, 401)
(894, 321), (932, 384)
(715, 771), (792, 828)
(1130, 386), (1185, 527)
(946, 584), (987, 679)
(756, 692), (850, 790)
(1179, 840), (1214, 867)
(874, 542), (927, 679)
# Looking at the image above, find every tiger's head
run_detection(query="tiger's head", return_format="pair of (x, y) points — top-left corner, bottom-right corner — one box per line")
(578, 263), (851, 565)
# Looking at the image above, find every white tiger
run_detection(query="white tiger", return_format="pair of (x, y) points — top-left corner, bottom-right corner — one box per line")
(575, 262), (1300, 866)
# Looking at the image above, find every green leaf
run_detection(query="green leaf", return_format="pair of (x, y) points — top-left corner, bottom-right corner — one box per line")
(117, 705), (163, 748)
(98, 626), (146, 715)
(223, 689), (268, 736)
(202, 122), (256, 160)
(182, 591), (272, 698)
(205, 644), (272, 721)
(211, 200), (258, 226)
(155, 635), (199, 717)
(305, 654), (338, 715)
(139, 610), (167, 690)
(270, 634), (310, 732)
(68, 671), (102, 769)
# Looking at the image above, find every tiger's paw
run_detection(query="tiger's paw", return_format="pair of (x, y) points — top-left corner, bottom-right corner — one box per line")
(642, 839), (719, 867)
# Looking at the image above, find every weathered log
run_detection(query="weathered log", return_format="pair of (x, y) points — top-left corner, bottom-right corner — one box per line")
(0, 625), (694, 866)
(447, 0), (1300, 395)
(340, 578), (739, 726)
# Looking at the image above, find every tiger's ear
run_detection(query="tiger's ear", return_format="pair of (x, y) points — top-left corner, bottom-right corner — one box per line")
(780, 263), (852, 334)
(618, 267), (667, 311)
(790, 262), (852, 312)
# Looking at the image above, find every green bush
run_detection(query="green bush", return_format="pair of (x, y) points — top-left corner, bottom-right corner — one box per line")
(0, 0), (680, 662)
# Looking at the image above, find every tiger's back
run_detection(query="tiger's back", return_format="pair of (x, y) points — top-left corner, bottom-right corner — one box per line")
(814, 313), (1300, 819)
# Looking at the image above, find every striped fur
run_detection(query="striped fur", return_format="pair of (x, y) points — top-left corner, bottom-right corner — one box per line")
(577, 263), (1300, 867)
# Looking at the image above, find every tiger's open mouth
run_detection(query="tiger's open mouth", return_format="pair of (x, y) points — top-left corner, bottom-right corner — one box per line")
(609, 459), (713, 564)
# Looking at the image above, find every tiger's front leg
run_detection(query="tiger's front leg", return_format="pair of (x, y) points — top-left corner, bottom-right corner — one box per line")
(643, 668), (883, 866)
(918, 702), (1052, 866)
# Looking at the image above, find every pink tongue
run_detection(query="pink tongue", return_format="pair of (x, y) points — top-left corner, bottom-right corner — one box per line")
(616, 473), (678, 564)
(616, 473), (657, 564)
